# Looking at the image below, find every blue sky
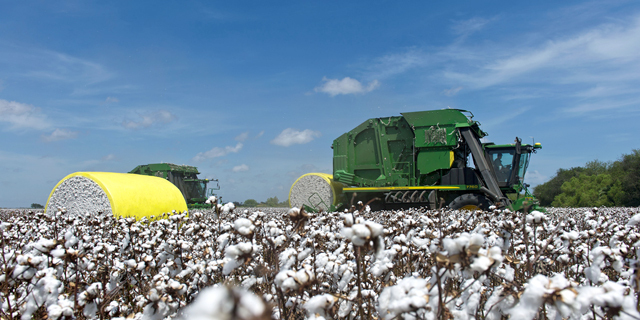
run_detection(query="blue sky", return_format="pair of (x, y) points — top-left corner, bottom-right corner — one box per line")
(1, 1), (640, 207)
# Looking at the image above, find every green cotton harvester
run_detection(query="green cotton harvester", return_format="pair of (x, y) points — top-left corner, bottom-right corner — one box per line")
(289, 109), (542, 212)
(129, 163), (221, 209)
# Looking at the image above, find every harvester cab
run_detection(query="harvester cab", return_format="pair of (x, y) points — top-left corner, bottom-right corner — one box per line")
(289, 108), (543, 213)
(129, 163), (221, 209)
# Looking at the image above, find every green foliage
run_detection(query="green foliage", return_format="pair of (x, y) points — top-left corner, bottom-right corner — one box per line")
(30, 203), (44, 209)
(609, 149), (640, 207)
(534, 149), (640, 207)
(533, 167), (586, 206)
(551, 173), (619, 207)
(265, 196), (280, 207)
(241, 197), (289, 207)
(242, 199), (259, 207)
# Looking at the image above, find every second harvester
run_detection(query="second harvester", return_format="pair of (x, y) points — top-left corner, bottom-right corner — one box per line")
(289, 109), (542, 212)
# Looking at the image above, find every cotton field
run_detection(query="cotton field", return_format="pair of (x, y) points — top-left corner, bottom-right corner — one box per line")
(1, 204), (639, 320)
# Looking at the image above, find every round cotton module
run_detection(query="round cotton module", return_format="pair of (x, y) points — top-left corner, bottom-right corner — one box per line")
(45, 172), (188, 220)
(289, 173), (343, 212)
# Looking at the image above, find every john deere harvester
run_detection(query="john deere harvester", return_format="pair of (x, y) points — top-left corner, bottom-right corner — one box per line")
(129, 163), (220, 209)
(289, 109), (541, 212)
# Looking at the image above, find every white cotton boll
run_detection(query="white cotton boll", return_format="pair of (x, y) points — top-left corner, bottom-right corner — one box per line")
(352, 224), (371, 240)
(298, 248), (313, 261)
(342, 213), (354, 227)
(234, 218), (254, 234)
(205, 196), (217, 204)
(124, 259), (137, 268)
(222, 202), (235, 213)
(351, 236), (366, 247)
(274, 235), (287, 247)
(469, 233), (484, 247)
(316, 253), (329, 269)
(338, 269), (353, 291)
(341, 227), (354, 240)
(365, 221), (383, 238)
(181, 286), (267, 320)
(217, 234), (230, 248)
(51, 248), (66, 258)
(304, 294), (337, 318)
(378, 277), (430, 319)
(627, 214), (640, 227)
(443, 238), (461, 255)
(470, 256), (493, 272)
(288, 207), (300, 218)
(507, 274), (549, 319)
(488, 246), (503, 263)
(275, 270), (296, 288)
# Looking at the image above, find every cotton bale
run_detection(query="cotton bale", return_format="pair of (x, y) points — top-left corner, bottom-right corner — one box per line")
(45, 172), (188, 220)
(289, 173), (344, 212)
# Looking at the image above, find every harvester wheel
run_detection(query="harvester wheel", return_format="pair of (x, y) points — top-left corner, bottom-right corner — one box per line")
(449, 193), (492, 211)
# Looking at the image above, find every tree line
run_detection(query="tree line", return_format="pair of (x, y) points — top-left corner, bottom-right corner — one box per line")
(533, 149), (640, 207)
(236, 196), (289, 208)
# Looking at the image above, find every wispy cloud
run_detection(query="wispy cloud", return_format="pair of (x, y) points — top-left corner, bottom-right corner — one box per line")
(41, 128), (78, 142)
(232, 164), (249, 172)
(451, 17), (492, 36)
(368, 49), (429, 79)
(444, 15), (640, 90)
(101, 154), (116, 161)
(235, 132), (250, 142)
(481, 107), (530, 128)
(314, 77), (379, 96)
(193, 143), (243, 162)
(443, 86), (463, 96)
(122, 110), (177, 129)
(0, 99), (51, 130)
(17, 50), (113, 85)
(105, 97), (119, 104)
(271, 128), (321, 147)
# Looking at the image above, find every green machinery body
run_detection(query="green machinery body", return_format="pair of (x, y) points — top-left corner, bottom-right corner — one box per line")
(129, 163), (220, 209)
(303, 109), (542, 212)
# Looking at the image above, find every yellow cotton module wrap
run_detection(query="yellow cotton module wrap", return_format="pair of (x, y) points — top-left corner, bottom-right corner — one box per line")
(289, 173), (344, 211)
(45, 172), (188, 220)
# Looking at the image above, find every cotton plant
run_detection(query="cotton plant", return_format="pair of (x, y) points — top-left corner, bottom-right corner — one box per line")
(1, 205), (640, 319)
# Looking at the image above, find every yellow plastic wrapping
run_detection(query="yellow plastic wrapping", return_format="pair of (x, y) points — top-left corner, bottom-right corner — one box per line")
(288, 172), (344, 209)
(45, 172), (188, 220)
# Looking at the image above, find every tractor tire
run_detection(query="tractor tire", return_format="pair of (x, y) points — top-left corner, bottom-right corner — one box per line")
(449, 193), (492, 211)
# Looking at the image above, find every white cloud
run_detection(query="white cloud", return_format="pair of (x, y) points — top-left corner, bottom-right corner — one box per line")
(0, 99), (50, 130)
(235, 132), (250, 142)
(524, 170), (547, 186)
(314, 77), (380, 96)
(122, 110), (177, 129)
(444, 15), (640, 89)
(102, 154), (116, 161)
(271, 128), (321, 147)
(22, 50), (113, 84)
(451, 17), (491, 36)
(193, 143), (243, 162)
(105, 97), (119, 103)
(41, 128), (78, 142)
(368, 49), (429, 79)
(232, 164), (249, 172)
(443, 86), (463, 96)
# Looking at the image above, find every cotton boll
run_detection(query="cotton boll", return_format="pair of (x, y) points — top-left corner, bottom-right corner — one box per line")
(304, 294), (337, 319)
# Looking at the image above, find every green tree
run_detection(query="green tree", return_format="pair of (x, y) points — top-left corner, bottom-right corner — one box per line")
(551, 173), (619, 207)
(242, 199), (259, 207)
(609, 149), (640, 207)
(31, 203), (44, 209)
(265, 196), (280, 207)
(533, 167), (586, 206)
